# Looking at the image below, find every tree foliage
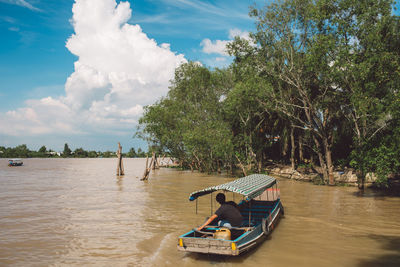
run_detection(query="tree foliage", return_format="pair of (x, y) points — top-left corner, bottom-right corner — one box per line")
(139, 62), (234, 172)
(138, 0), (400, 186)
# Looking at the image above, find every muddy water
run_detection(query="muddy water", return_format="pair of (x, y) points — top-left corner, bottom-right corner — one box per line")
(0, 158), (399, 266)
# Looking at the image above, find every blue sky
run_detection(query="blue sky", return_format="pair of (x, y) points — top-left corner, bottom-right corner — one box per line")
(0, 0), (265, 152)
(0, 0), (399, 153)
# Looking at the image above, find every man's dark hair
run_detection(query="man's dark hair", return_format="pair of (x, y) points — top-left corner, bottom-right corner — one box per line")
(216, 193), (226, 204)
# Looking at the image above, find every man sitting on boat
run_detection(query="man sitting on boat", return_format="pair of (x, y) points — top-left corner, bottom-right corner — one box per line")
(197, 193), (243, 230)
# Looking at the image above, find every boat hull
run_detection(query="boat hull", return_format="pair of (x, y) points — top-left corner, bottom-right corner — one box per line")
(8, 161), (23, 166)
(178, 200), (283, 256)
(177, 237), (238, 255)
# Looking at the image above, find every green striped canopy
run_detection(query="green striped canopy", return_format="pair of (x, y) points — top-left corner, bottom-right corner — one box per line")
(189, 174), (276, 201)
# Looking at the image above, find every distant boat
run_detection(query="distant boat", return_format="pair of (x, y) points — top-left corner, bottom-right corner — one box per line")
(8, 159), (23, 166)
(178, 174), (284, 256)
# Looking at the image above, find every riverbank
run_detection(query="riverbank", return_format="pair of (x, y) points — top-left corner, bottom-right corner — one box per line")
(267, 164), (400, 192)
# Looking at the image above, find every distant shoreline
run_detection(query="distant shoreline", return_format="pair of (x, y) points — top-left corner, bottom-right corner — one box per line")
(0, 144), (150, 159)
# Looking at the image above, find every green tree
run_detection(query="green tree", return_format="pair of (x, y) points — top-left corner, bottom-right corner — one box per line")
(227, 37), (293, 173)
(137, 0), (400, 185)
(73, 148), (88, 158)
(88, 151), (98, 158)
(63, 143), (72, 157)
(127, 147), (137, 158)
(136, 148), (146, 157)
(246, 0), (346, 184)
(101, 151), (115, 158)
(139, 62), (234, 172)
(15, 144), (29, 158)
(338, 0), (400, 187)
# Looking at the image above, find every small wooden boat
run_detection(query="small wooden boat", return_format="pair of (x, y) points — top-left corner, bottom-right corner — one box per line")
(178, 174), (284, 256)
(8, 158), (23, 166)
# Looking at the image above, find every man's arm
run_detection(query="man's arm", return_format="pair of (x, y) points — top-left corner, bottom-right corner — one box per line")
(197, 214), (218, 231)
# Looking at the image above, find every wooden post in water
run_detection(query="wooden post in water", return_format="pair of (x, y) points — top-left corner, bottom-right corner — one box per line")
(141, 155), (149, 180)
(141, 153), (155, 181)
(152, 152), (157, 170)
(116, 142), (124, 176)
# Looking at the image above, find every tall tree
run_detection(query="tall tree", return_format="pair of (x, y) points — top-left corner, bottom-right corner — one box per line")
(249, 0), (346, 184)
(38, 146), (47, 153)
(333, 0), (400, 188)
(127, 148), (137, 158)
(226, 38), (288, 173)
(63, 143), (72, 157)
(139, 62), (234, 172)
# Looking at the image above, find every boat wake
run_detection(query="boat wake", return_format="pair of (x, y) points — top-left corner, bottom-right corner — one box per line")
(148, 233), (174, 264)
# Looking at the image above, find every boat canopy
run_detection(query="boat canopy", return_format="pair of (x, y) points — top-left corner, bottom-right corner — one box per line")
(189, 174), (277, 201)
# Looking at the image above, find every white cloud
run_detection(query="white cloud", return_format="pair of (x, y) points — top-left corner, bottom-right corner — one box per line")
(200, 39), (229, 56)
(0, 0), (186, 138)
(199, 28), (252, 68)
(0, 97), (78, 136)
(228, 28), (250, 40)
(200, 28), (251, 58)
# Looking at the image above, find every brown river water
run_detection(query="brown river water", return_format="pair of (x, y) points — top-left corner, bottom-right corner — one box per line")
(0, 158), (399, 266)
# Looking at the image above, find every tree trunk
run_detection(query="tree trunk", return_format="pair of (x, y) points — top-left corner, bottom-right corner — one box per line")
(357, 171), (365, 190)
(313, 136), (329, 182)
(290, 126), (296, 170)
(248, 146), (255, 172)
(235, 154), (247, 177)
(190, 162), (194, 172)
(193, 152), (202, 172)
(282, 134), (289, 157)
(356, 147), (365, 190)
(152, 152), (157, 170)
(323, 138), (335, 186)
(299, 134), (304, 163)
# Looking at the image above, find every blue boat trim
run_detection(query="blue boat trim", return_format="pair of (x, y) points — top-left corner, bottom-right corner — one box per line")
(233, 229), (252, 242)
(179, 230), (194, 238)
(178, 175), (284, 256)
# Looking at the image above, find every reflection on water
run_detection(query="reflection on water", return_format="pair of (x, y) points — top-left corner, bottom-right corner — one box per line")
(116, 175), (124, 191)
(0, 158), (399, 266)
